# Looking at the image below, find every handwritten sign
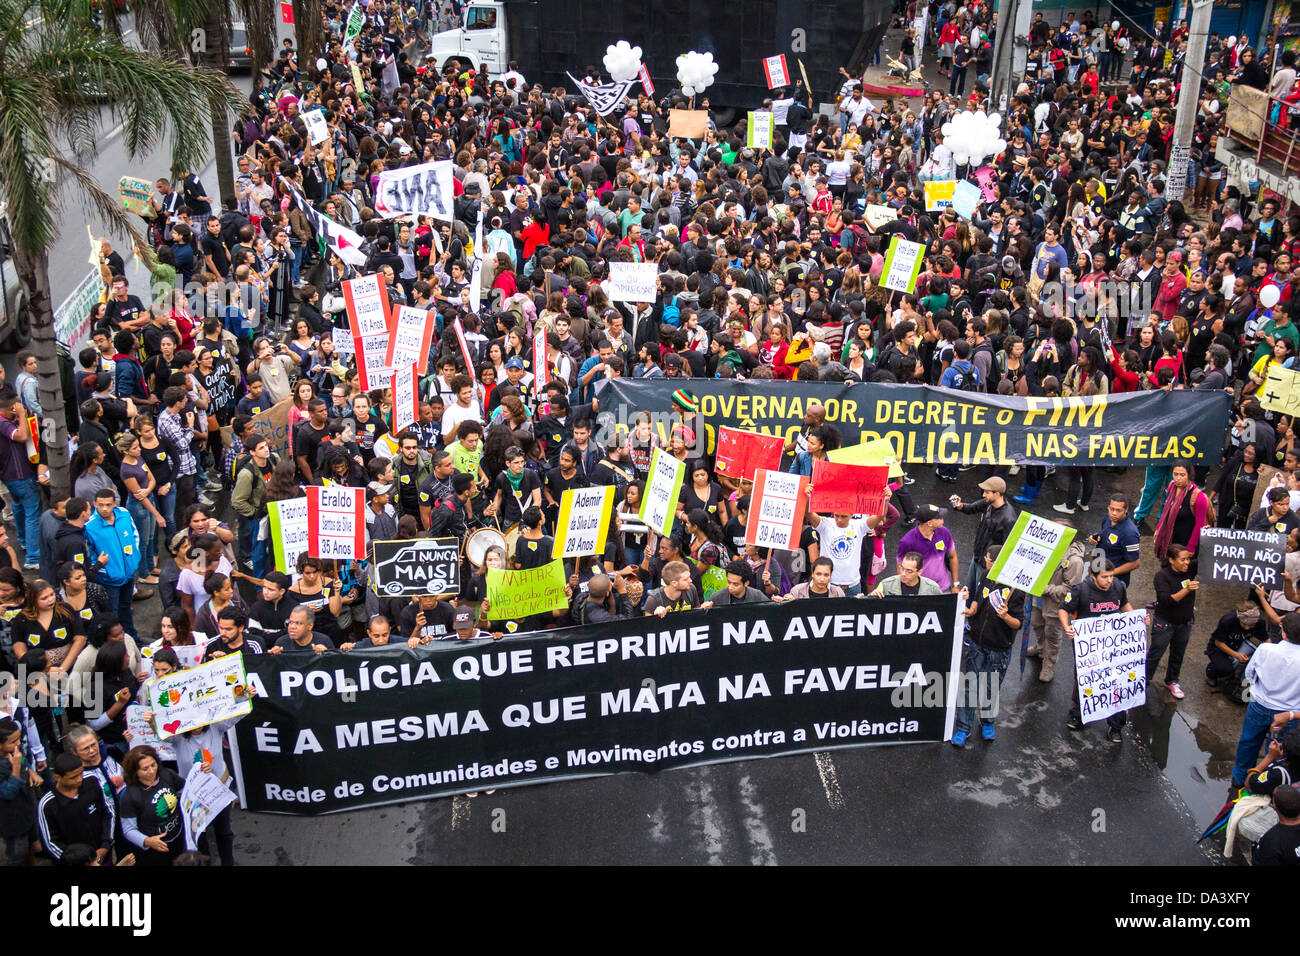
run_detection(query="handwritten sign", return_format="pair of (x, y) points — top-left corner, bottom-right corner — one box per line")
(1073, 611), (1147, 724)
(924, 180), (956, 211)
(1261, 364), (1300, 416)
(386, 305), (436, 374)
(1200, 527), (1286, 589)
(747, 111), (774, 149)
(763, 54), (791, 88)
(267, 497), (309, 575)
(607, 261), (659, 303)
(554, 485), (615, 558)
(485, 560), (569, 619)
(989, 511), (1077, 596)
(639, 446), (685, 536)
(392, 363), (419, 433)
(125, 704), (177, 761)
(144, 653), (251, 739)
(880, 236), (925, 293)
(180, 763), (238, 851)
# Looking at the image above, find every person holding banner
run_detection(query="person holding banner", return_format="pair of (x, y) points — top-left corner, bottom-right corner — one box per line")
(1060, 561), (1135, 743)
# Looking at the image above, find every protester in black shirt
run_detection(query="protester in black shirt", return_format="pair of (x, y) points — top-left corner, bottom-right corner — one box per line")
(1061, 562), (1134, 741)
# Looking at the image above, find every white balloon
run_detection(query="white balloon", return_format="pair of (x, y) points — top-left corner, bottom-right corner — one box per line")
(941, 122), (954, 137)
(1112, 20), (1120, 30)
(1260, 284), (1282, 309)
(316, 57), (328, 72)
(954, 153), (969, 166)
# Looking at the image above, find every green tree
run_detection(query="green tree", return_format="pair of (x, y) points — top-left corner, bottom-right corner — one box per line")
(0, 0), (243, 497)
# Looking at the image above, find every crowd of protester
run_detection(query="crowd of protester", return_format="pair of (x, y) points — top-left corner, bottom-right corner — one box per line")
(3, 0), (1300, 865)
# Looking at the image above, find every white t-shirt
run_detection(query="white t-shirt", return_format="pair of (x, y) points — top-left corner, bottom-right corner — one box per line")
(441, 400), (483, 438)
(817, 516), (872, 586)
(177, 555), (233, 613)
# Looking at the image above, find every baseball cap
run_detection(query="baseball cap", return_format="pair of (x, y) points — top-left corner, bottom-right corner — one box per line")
(366, 481), (394, 499)
(1001, 255), (1018, 270)
(664, 353), (683, 368)
(453, 606), (476, 632)
(916, 504), (947, 523)
(505, 357), (525, 370)
(978, 476), (1007, 494)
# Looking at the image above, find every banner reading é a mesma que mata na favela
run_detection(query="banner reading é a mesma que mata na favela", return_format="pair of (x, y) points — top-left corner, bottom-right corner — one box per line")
(231, 596), (963, 814)
(596, 380), (1232, 467)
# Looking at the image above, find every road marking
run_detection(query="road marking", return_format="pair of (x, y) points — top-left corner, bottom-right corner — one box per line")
(736, 774), (777, 866)
(813, 751), (845, 809)
(450, 793), (471, 830)
(685, 771), (724, 864)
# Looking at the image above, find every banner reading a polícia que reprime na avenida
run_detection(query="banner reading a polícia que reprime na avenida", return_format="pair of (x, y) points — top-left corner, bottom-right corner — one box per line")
(595, 380), (1232, 467)
(231, 596), (963, 814)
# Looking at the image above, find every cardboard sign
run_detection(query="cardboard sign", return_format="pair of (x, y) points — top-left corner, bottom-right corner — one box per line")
(763, 53), (791, 88)
(746, 469), (809, 551)
(370, 538), (460, 596)
(828, 436), (905, 479)
(374, 161), (455, 221)
(865, 204), (898, 229)
(607, 261), (659, 303)
(810, 459), (888, 515)
(125, 704), (176, 761)
(715, 426), (785, 483)
(181, 762), (238, 851)
(668, 108), (709, 139)
(307, 485), (365, 559)
(1074, 611), (1147, 724)
(989, 512), (1077, 596)
(486, 560), (569, 619)
(923, 180), (956, 211)
(144, 653), (251, 739)
(118, 176), (153, 216)
(248, 396), (294, 465)
(880, 235), (925, 293)
(554, 485), (616, 558)
(1199, 527), (1286, 589)
(391, 362), (420, 433)
(640, 446), (685, 537)
(1261, 364), (1300, 417)
(747, 111), (774, 149)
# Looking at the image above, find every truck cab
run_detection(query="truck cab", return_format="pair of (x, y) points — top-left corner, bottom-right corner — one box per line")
(428, 1), (506, 75)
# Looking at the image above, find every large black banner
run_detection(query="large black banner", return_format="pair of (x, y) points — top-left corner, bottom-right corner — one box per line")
(231, 596), (962, 814)
(596, 380), (1232, 467)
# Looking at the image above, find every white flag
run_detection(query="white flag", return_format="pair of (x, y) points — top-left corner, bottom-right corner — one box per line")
(566, 71), (636, 116)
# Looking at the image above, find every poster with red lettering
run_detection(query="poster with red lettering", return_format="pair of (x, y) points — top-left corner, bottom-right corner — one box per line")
(307, 485), (365, 560)
(810, 460), (889, 515)
(745, 469), (808, 551)
(716, 427), (785, 482)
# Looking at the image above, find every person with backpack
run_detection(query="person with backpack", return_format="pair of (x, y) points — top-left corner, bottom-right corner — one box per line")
(230, 437), (277, 577)
(936, 340), (981, 481)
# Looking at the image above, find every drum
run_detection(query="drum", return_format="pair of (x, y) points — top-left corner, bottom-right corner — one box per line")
(502, 523), (521, 564)
(465, 528), (506, 569)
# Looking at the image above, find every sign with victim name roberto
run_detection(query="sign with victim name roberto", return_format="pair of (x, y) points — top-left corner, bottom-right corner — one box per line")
(1073, 611), (1147, 724)
(370, 538), (460, 596)
(231, 596), (963, 814)
(989, 512), (1077, 596)
(1199, 527), (1286, 589)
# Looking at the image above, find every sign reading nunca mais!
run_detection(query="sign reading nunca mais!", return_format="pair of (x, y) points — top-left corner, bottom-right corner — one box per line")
(597, 380), (1232, 467)
(232, 596), (963, 813)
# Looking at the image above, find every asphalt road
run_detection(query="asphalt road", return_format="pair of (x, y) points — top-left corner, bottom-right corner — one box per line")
(217, 463), (1234, 866)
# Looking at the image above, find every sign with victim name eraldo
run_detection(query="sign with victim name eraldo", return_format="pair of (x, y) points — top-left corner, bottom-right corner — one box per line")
(307, 485), (365, 560)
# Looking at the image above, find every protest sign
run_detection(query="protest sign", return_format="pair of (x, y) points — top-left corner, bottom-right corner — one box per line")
(307, 485), (365, 559)
(1261, 364), (1300, 417)
(199, 358), (239, 417)
(140, 641), (205, 672)
(640, 446), (685, 536)
(639, 63), (655, 96)
(331, 327), (355, 355)
(356, 338), (393, 392)
(391, 363), (419, 433)
(370, 538), (460, 596)
(923, 180), (956, 211)
(973, 165), (999, 202)
(533, 329), (549, 398)
(145, 653), (251, 739)
(53, 266), (103, 354)
(181, 763), (239, 851)
(247, 396), (293, 464)
(607, 261), (659, 303)
(828, 436), (904, 479)
(989, 512), (1077, 596)
(1073, 611), (1147, 724)
(452, 317), (477, 381)
(375, 161), (457, 221)
(233, 596), (963, 813)
(279, 0), (292, 23)
(343, 273), (391, 339)
(303, 108), (330, 145)
(715, 426), (785, 482)
(746, 469), (809, 550)
(598, 379), (1232, 467)
(810, 460), (888, 515)
(118, 176), (152, 216)
(486, 560), (569, 619)
(1199, 528), (1287, 589)
(554, 485), (616, 558)
(125, 704), (176, 761)
(385, 306), (435, 373)
(763, 53), (791, 88)
(288, 184), (366, 267)
(951, 179), (981, 219)
(881, 236), (925, 293)
(267, 497), (309, 574)
(668, 109), (709, 138)
(864, 205), (898, 230)
(747, 111), (774, 149)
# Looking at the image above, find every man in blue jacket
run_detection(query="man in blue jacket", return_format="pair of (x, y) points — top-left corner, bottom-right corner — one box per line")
(84, 488), (142, 637)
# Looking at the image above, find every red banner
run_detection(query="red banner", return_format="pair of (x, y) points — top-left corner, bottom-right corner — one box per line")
(639, 63), (655, 96)
(280, 1), (294, 24)
(715, 427), (785, 482)
(810, 460), (889, 515)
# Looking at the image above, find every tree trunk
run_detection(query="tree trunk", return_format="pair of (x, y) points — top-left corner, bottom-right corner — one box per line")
(205, 9), (237, 206)
(12, 245), (70, 500)
(294, 0), (323, 69)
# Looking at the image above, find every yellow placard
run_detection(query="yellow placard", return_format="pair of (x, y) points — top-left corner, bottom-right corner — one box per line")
(553, 485), (615, 559)
(923, 180), (955, 211)
(1262, 364), (1300, 416)
(828, 437), (904, 479)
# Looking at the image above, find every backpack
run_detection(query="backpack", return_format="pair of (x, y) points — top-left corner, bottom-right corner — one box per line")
(951, 360), (981, 392)
(850, 224), (871, 259)
(662, 295), (681, 327)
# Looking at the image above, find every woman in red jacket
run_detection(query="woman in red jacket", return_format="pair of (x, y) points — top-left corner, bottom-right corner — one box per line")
(1107, 343), (1143, 393)
(760, 324), (794, 379)
(938, 20), (961, 76)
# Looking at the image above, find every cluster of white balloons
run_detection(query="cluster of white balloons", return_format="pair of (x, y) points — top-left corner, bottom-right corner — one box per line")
(940, 110), (1007, 167)
(603, 41), (643, 83)
(676, 51), (718, 97)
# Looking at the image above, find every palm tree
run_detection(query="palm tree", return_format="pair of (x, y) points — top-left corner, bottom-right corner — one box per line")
(0, 0), (243, 497)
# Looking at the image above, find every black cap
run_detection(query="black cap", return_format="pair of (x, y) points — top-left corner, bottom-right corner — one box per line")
(916, 504), (947, 523)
